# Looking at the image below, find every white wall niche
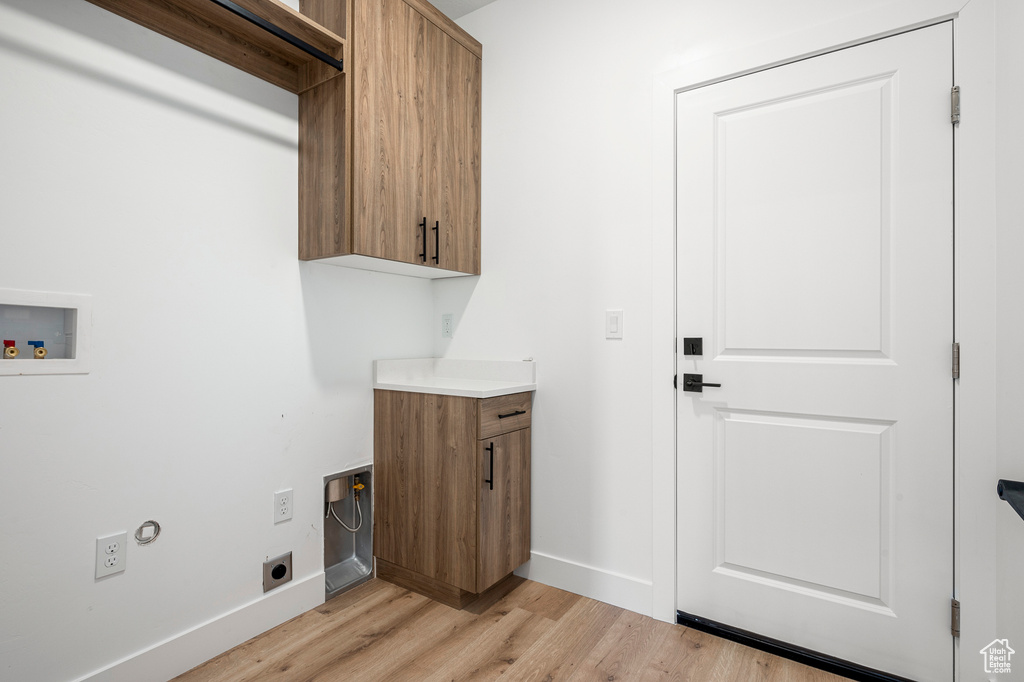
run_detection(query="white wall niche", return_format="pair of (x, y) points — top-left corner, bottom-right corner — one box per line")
(0, 289), (91, 375)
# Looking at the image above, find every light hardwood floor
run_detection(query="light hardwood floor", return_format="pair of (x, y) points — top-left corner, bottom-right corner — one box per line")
(174, 576), (851, 681)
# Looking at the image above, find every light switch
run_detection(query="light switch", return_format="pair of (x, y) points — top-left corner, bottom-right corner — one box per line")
(606, 310), (623, 340)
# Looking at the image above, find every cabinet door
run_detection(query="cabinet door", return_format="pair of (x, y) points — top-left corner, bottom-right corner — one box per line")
(351, 0), (480, 273)
(410, 7), (444, 267)
(477, 428), (531, 593)
(351, 0), (420, 264)
(436, 37), (481, 274)
(374, 391), (479, 592)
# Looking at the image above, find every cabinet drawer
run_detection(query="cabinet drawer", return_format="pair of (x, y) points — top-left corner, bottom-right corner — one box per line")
(478, 392), (532, 439)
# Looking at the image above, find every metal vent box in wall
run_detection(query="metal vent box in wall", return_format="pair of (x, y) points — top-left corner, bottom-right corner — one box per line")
(324, 464), (373, 599)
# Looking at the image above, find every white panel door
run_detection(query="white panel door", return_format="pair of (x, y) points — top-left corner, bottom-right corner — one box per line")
(675, 24), (953, 680)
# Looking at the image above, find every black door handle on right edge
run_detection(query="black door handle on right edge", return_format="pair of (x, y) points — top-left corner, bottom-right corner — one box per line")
(682, 373), (721, 393)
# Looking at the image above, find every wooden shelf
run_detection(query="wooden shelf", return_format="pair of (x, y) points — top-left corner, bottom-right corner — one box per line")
(86, 0), (345, 94)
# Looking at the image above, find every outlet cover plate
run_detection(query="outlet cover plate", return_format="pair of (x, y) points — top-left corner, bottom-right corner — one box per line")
(96, 532), (127, 578)
(263, 551), (293, 593)
(274, 489), (293, 524)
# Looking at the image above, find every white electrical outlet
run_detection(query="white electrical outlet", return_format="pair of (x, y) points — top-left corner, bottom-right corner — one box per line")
(274, 489), (293, 524)
(95, 532), (127, 578)
(441, 313), (453, 338)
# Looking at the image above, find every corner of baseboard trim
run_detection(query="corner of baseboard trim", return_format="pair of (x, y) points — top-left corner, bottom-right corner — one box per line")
(76, 571), (326, 682)
(515, 551), (653, 616)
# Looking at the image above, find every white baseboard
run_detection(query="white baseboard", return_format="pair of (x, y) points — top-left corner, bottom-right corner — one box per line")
(76, 572), (326, 682)
(515, 551), (652, 616)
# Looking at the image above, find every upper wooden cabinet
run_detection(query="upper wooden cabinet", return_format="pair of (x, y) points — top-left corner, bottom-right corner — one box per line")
(300, 0), (481, 278)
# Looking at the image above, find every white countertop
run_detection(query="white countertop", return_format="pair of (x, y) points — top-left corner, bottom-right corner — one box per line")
(373, 358), (537, 398)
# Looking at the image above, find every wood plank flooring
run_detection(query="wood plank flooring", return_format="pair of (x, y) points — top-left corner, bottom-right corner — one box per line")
(174, 577), (851, 681)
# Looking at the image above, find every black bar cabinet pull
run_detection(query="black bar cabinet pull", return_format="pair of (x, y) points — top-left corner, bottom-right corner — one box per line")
(432, 221), (440, 264)
(484, 442), (494, 490)
(419, 218), (427, 262)
(498, 410), (526, 419)
(998, 479), (1024, 522)
(682, 373), (721, 393)
(208, 0), (344, 72)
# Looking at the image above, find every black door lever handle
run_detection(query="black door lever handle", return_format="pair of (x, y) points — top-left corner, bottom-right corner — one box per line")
(682, 373), (721, 393)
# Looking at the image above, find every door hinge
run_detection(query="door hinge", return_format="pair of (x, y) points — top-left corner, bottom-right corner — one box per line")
(953, 342), (960, 380)
(951, 598), (961, 637)
(951, 86), (960, 125)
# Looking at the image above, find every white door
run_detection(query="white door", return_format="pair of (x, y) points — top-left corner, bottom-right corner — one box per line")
(675, 24), (953, 680)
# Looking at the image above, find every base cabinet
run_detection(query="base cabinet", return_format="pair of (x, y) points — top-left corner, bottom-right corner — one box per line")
(373, 390), (531, 606)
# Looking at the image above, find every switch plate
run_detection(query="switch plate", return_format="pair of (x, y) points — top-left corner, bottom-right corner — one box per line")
(95, 532), (127, 578)
(274, 489), (293, 524)
(441, 313), (453, 338)
(606, 310), (623, 340)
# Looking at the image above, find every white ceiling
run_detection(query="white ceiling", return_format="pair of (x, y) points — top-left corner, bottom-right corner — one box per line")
(431, 0), (502, 20)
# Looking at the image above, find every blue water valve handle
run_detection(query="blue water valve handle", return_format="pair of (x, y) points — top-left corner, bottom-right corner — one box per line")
(27, 341), (47, 359)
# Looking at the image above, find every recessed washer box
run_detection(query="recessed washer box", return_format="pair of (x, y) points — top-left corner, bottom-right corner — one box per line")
(0, 289), (91, 376)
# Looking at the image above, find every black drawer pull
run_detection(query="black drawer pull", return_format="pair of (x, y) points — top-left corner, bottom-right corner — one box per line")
(484, 442), (494, 490)
(432, 220), (439, 264)
(419, 217), (427, 262)
(498, 409), (526, 419)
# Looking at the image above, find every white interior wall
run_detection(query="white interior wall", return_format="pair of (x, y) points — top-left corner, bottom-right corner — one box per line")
(0, 2), (434, 680)
(995, 0), (1024, 652)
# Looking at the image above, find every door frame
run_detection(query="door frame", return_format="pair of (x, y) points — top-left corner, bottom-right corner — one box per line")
(650, 1), (999, 678)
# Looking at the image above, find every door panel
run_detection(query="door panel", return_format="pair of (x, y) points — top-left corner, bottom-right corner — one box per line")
(477, 428), (531, 593)
(373, 389), (427, 573)
(410, 6), (444, 267)
(352, 0), (418, 264)
(438, 36), (481, 274)
(676, 24), (953, 680)
(351, 0), (480, 273)
(428, 392), (479, 591)
(406, 4), (430, 265)
(717, 411), (892, 604)
(373, 391), (478, 592)
(717, 77), (889, 356)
